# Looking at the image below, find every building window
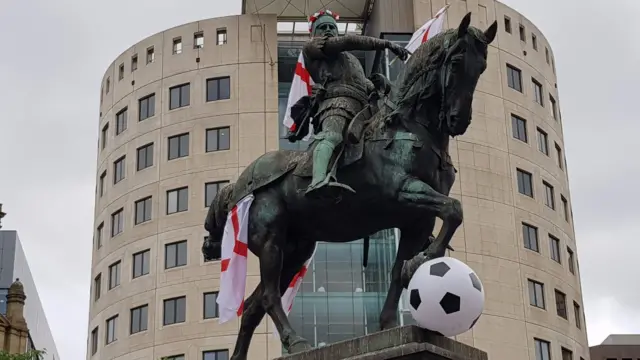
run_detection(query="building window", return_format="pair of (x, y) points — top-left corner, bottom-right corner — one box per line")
(543, 181), (555, 209)
(165, 356), (184, 360)
(516, 168), (534, 197)
(561, 348), (572, 360)
(206, 77), (231, 101)
(217, 28), (228, 45)
(113, 156), (126, 184)
(506, 64), (522, 92)
(163, 296), (186, 325)
(528, 279), (545, 309)
(532, 33), (538, 50)
(204, 236), (221, 261)
(537, 128), (549, 155)
(99, 171), (106, 197)
(545, 47), (550, 64)
(550, 95), (558, 120)
(96, 222), (104, 248)
(532, 78), (543, 106)
(115, 107), (128, 135)
(561, 195), (569, 221)
(101, 123), (109, 149)
(131, 54), (138, 72)
(205, 181), (230, 207)
(574, 301), (582, 329)
(518, 24), (526, 42)
(93, 273), (101, 302)
(146, 46), (155, 64)
(511, 114), (527, 142)
(549, 235), (561, 263)
(555, 289), (567, 319)
(130, 304), (148, 334)
(118, 63), (124, 80)
(534, 339), (551, 360)
(206, 127), (230, 152)
(108, 261), (121, 289)
(134, 197), (152, 225)
(203, 292), (219, 319)
(555, 143), (564, 170)
(169, 83), (190, 110)
(167, 187), (189, 214)
(522, 223), (539, 252)
(111, 208), (124, 237)
(137, 143), (154, 171)
(567, 247), (575, 274)
(172, 37), (182, 54)
(133, 249), (150, 278)
(90, 327), (98, 355)
(106, 315), (118, 344)
(194, 32), (204, 49)
(139, 93), (155, 121)
(168, 133), (189, 160)
(504, 16), (512, 33)
(204, 350), (229, 360)
(165, 240), (188, 269)
(106, 77), (110, 94)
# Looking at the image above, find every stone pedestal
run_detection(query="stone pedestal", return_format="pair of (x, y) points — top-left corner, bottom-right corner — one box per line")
(275, 326), (487, 360)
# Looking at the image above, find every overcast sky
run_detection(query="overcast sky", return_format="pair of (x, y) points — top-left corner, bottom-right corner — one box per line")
(0, 0), (638, 359)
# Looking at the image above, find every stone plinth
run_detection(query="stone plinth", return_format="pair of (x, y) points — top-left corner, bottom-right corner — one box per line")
(275, 325), (487, 360)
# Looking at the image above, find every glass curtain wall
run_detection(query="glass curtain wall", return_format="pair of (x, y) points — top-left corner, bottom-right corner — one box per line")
(277, 33), (413, 345)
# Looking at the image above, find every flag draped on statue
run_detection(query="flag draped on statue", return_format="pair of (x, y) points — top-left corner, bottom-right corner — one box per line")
(216, 193), (318, 328)
(282, 52), (315, 134)
(405, 5), (450, 56)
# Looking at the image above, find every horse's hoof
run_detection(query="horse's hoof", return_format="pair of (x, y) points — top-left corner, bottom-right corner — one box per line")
(288, 337), (312, 354)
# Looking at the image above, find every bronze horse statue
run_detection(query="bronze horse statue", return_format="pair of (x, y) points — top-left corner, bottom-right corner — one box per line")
(203, 13), (497, 360)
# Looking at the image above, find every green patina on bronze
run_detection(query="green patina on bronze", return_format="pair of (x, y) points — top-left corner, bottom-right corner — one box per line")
(203, 13), (497, 360)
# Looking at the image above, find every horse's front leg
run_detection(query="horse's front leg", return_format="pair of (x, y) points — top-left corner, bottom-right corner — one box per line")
(397, 177), (463, 286)
(379, 220), (434, 330)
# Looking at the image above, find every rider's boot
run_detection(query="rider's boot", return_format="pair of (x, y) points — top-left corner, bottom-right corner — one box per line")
(305, 134), (355, 199)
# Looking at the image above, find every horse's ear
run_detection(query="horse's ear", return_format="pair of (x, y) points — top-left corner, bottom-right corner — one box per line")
(458, 12), (472, 38)
(484, 20), (498, 44)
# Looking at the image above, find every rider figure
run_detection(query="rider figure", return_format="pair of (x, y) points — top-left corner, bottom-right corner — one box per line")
(301, 10), (410, 198)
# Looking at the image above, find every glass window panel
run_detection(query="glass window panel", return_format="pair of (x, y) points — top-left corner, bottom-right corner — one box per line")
(219, 127), (230, 150)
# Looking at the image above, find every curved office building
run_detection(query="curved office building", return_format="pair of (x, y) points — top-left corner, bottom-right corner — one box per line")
(87, 1), (590, 359)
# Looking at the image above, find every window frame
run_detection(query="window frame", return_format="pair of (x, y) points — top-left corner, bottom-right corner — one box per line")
(101, 123), (109, 149)
(130, 304), (149, 334)
(205, 181), (230, 207)
(573, 301), (582, 329)
(528, 279), (545, 309)
(549, 235), (561, 263)
(537, 128), (549, 155)
(543, 181), (555, 209)
(105, 315), (118, 345)
(108, 260), (121, 290)
(511, 114), (527, 143)
(555, 142), (564, 169)
(111, 208), (124, 237)
(168, 133), (190, 160)
(503, 16), (512, 33)
(205, 127), (231, 152)
(96, 222), (104, 248)
(516, 168), (534, 197)
(91, 326), (99, 354)
(167, 187), (189, 214)
(567, 247), (575, 274)
(555, 289), (568, 319)
(132, 249), (151, 279)
(113, 156), (126, 184)
(146, 46), (155, 64)
(134, 196), (152, 225)
(93, 273), (101, 302)
(139, 93), (156, 121)
(172, 37), (183, 54)
(136, 143), (154, 171)
(169, 83), (190, 110)
(518, 24), (526, 42)
(206, 76), (231, 102)
(163, 296), (187, 326)
(217, 28), (228, 45)
(115, 107), (128, 135)
(165, 240), (188, 269)
(532, 78), (544, 106)
(522, 223), (539, 252)
(506, 64), (523, 92)
(203, 291), (220, 319)
(203, 350), (230, 360)
(534, 338), (551, 360)
(194, 32), (204, 49)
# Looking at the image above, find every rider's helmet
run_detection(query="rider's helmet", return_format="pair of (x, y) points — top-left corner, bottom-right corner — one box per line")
(309, 10), (340, 38)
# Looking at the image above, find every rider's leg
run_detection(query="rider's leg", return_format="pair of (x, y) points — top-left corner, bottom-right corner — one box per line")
(306, 116), (346, 193)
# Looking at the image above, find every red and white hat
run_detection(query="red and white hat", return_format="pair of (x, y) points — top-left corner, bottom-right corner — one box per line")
(308, 9), (340, 33)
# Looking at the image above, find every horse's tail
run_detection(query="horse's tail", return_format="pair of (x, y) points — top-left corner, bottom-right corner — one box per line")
(202, 182), (236, 261)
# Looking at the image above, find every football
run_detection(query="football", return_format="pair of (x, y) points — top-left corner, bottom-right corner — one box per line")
(407, 256), (484, 337)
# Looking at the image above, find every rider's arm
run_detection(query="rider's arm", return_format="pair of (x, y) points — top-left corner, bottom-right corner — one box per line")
(305, 35), (392, 58)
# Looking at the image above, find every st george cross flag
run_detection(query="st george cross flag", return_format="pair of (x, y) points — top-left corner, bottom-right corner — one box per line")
(216, 193), (318, 327)
(405, 5), (450, 57)
(282, 52), (315, 136)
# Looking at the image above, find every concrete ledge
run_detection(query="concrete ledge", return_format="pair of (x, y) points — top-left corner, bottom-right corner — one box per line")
(275, 325), (487, 360)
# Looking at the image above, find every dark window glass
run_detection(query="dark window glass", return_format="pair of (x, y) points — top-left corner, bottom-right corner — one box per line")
(516, 169), (533, 197)
(519, 24), (526, 42)
(545, 47), (550, 64)
(163, 296), (186, 325)
(511, 115), (527, 142)
(101, 124), (108, 149)
(206, 127), (230, 152)
(203, 292), (219, 319)
(99, 171), (106, 197)
(116, 107), (127, 135)
(96, 222), (104, 248)
(532, 78), (543, 105)
(555, 143), (564, 169)
(555, 289), (567, 319)
(194, 32), (204, 49)
(205, 181), (230, 207)
(567, 247), (575, 274)
(166, 355), (184, 360)
(131, 54), (138, 71)
(206, 77), (231, 102)
(165, 240), (188, 269)
(135, 197), (152, 225)
(113, 156), (126, 184)
(522, 223), (539, 252)
(93, 273), (101, 302)
(137, 143), (154, 171)
(111, 208), (124, 236)
(108, 261), (121, 289)
(574, 302), (581, 329)
(537, 128), (549, 155)
(106, 315), (118, 344)
(204, 350), (229, 360)
(550, 95), (558, 120)
(133, 249), (150, 278)
(217, 29), (228, 45)
(169, 83), (190, 110)
(118, 63), (124, 80)
(146, 47), (155, 64)
(506, 64), (522, 92)
(139, 94), (155, 121)
(168, 133), (189, 160)
(91, 327), (98, 354)
(561, 348), (572, 360)
(534, 339), (550, 360)
(543, 181), (555, 209)
(528, 279), (545, 308)
(130, 304), (148, 334)
(167, 187), (189, 214)
(549, 235), (561, 263)
(532, 33), (538, 50)
(504, 16), (512, 33)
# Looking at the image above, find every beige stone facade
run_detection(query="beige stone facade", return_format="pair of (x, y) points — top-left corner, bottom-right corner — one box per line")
(0, 280), (30, 355)
(88, 1), (589, 360)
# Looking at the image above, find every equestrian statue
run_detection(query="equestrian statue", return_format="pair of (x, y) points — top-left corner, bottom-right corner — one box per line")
(203, 11), (497, 360)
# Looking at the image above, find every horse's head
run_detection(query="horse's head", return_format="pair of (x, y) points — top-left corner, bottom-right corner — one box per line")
(437, 13), (497, 136)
